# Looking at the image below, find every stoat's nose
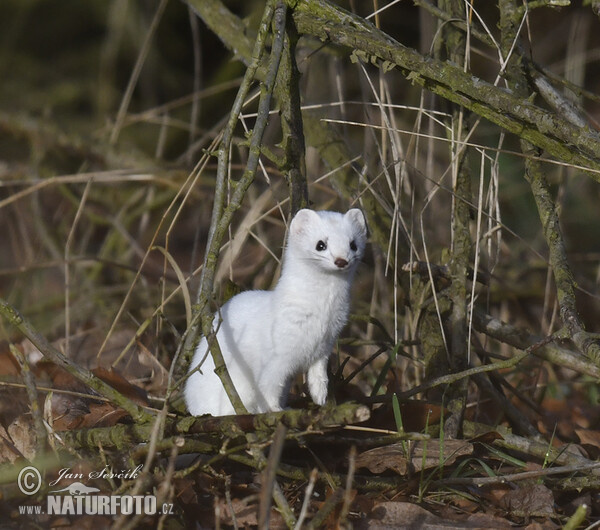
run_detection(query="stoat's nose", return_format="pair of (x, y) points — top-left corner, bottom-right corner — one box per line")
(334, 258), (348, 269)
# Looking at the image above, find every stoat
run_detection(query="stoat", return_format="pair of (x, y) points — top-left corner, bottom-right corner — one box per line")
(184, 208), (367, 416)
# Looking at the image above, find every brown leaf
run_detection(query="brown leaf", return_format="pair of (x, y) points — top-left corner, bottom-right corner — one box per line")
(357, 501), (516, 529)
(469, 430), (504, 444)
(81, 402), (129, 428)
(42, 365), (143, 430)
(0, 343), (20, 376)
(174, 478), (198, 504)
(356, 439), (473, 475)
(0, 424), (23, 464)
(93, 367), (148, 406)
(52, 400), (129, 431)
(137, 342), (169, 393)
(369, 400), (445, 432)
(575, 428), (600, 449)
(500, 484), (555, 517)
(359, 501), (446, 529)
(50, 391), (93, 431)
(213, 496), (287, 529)
(0, 415), (37, 463)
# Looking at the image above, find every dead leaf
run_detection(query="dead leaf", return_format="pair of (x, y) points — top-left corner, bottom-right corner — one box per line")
(213, 496), (287, 529)
(575, 429), (600, 449)
(356, 439), (473, 475)
(93, 367), (148, 406)
(36, 364), (146, 430)
(500, 484), (555, 517)
(356, 501), (516, 529)
(357, 501), (446, 529)
(52, 400), (129, 430)
(368, 400), (445, 433)
(469, 430), (504, 444)
(0, 343), (20, 376)
(50, 391), (92, 431)
(174, 478), (198, 504)
(137, 342), (169, 393)
(82, 402), (129, 428)
(0, 424), (22, 463)
(0, 414), (37, 463)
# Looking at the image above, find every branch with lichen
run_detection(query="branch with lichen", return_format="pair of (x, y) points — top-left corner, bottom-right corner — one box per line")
(438, 0), (473, 438)
(498, 0), (600, 363)
(59, 401), (370, 453)
(472, 309), (600, 378)
(9, 344), (47, 454)
(276, 11), (308, 215)
(288, 0), (600, 178)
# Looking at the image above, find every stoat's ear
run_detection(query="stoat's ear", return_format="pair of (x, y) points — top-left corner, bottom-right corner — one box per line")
(345, 208), (368, 237)
(290, 209), (319, 236)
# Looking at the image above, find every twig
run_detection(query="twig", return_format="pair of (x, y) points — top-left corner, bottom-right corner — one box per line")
(9, 344), (46, 455)
(276, 9), (308, 215)
(0, 298), (152, 423)
(258, 423), (288, 528)
(60, 402), (370, 450)
(440, 0), (473, 439)
(432, 461), (600, 487)
(181, 0), (287, 414)
(391, 350), (530, 402)
(307, 488), (344, 529)
(64, 177), (93, 358)
(339, 445), (356, 525)
(294, 468), (318, 529)
(464, 421), (600, 475)
(472, 309), (600, 378)
(470, 371), (540, 439)
(185, 0), (392, 261)
(110, 0), (169, 144)
(113, 404), (170, 530)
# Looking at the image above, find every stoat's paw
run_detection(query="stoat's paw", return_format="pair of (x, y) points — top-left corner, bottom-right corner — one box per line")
(308, 376), (328, 406)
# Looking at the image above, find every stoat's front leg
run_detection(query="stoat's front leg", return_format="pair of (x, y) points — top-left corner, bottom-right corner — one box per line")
(307, 355), (329, 406)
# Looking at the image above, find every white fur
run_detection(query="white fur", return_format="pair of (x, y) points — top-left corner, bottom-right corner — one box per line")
(184, 208), (367, 416)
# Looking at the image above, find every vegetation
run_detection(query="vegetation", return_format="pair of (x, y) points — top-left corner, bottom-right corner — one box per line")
(1, 0), (600, 527)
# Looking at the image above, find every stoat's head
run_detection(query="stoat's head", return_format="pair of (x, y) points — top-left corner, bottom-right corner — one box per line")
(287, 208), (367, 274)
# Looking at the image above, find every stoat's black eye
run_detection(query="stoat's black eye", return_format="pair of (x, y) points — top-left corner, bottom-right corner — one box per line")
(316, 240), (327, 251)
(350, 240), (357, 252)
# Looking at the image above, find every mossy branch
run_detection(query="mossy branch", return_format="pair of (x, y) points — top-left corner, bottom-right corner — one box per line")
(499, 0), (600, 363)
(472, 310), (600, 378)
(0, 298), (152, 423)
(439, 0), (472, 438)
(9, 343), (47, 455)
(276, 11), (309, 215)
(288, 0), (600, 178)
(60, 402), (370, 449)
(465, 420), (600, 473)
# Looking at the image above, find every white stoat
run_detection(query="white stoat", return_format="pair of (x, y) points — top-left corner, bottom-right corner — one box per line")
(184, 208), (367, 416)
